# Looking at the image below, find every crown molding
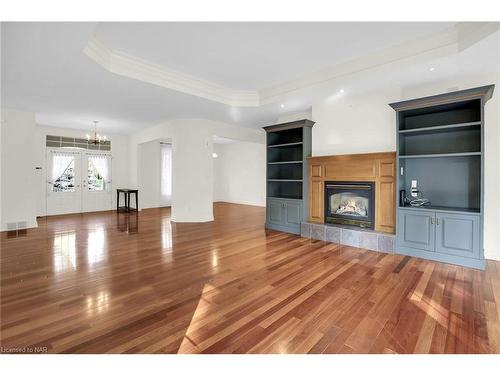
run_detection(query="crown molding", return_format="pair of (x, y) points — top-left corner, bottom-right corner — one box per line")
(84, 35), (260, 107)
(84, 23), (499, 108)
(456, 22), (500, 51)
(258, 22), (500, 104)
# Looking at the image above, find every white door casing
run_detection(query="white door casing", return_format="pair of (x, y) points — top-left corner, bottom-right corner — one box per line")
(46, 149), (112, 216)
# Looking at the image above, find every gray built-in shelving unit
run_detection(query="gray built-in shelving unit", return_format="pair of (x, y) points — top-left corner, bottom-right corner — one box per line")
(263, 119), (314, 234)
(390, 85), (494, 269)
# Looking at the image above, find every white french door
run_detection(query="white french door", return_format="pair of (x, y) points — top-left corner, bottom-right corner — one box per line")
(47, 150), (82, 215)
(46, 149), (112, 215)
(82, 152), (112, 212)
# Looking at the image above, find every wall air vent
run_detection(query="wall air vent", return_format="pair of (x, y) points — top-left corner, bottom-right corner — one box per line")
(6, 222), (17, 231)
(6, 221), (28, 230)
(17, 221), (28, 229)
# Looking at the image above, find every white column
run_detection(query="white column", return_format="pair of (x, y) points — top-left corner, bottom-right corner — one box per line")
(171, 121), (214, 222)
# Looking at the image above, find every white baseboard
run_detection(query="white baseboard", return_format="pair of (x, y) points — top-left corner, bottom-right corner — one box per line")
(213, 200), (266, 208)
(484, 252), (500, 262)
(171, 214), (214, 223)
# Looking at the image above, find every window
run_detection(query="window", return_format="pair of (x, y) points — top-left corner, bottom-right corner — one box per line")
(53, 158), (75, 192)
(161, 143), (172, 206)
(87, 158), (105, 191)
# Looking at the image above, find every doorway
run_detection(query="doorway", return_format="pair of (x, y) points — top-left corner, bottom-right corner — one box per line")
(46, 149), (112, 215)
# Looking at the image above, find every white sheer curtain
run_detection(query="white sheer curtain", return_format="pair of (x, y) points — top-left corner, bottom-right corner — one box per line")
(89, 154), (111, 189)
(160, 143), (172, 206)
(50, 152), (74, 184)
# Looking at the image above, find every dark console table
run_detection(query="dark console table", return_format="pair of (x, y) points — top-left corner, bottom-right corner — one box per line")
(117, 189), (139, 212)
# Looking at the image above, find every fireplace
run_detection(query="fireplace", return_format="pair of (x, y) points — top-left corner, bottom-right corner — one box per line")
(324, 181), (375, 229)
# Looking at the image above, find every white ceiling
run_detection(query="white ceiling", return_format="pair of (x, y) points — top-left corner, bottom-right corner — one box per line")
(94, 22), (454, 90)
(1, 22), (499, 134)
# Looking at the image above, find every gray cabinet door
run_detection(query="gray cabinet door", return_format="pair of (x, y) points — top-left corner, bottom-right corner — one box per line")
(284, 200), (302, 227)
(267, 199), (284, 226)
(398, 210), (435, 252)
(435, 213), (480, 258)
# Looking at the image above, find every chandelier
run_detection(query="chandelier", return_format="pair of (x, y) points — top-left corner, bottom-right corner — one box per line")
(86, 121), (107, 145)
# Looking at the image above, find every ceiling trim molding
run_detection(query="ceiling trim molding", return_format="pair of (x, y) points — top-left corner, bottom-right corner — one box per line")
(84, 23), (499, 108)
(258, 22), (500, 104)
(456, 22), (500, 51)
(84, 35), (260, 107)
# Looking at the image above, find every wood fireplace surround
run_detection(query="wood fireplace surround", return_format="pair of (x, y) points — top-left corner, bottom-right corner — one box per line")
(307, 152), (396, 234)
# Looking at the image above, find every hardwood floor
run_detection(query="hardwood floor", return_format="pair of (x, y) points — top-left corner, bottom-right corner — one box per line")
(1, 202), (499, 354)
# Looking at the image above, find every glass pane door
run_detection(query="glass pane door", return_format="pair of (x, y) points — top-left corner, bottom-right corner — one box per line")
(46, 150), (112, 215)
(46, 150), (82, 215)
(82, 153), (112, 212)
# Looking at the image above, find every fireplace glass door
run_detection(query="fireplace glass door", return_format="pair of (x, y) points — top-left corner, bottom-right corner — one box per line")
(325, 181), (375, 228)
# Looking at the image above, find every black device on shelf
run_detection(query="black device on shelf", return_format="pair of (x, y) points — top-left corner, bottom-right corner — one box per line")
(399, 189), (406, 207)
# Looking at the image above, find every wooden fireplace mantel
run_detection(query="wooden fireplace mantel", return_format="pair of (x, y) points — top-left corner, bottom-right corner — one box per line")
(307, 152), (396, 233)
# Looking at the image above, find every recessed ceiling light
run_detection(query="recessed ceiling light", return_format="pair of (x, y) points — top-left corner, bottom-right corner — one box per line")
(429, 67), (435, 72)
(280, 104), (285, 108)
(212, 152), (218, 158)
(339, 89), (345, 93)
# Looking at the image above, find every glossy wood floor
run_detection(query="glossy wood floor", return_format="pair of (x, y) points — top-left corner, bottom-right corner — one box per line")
(1, 203), (499, 354)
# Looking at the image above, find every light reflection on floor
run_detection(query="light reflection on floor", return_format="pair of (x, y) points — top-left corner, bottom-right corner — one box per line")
(211, 248), (219, 268)
(53, 231), (76, 273)
(161, 216), (173, 262)
(87, 228), (106, 265)
(86, 291), (110, 316)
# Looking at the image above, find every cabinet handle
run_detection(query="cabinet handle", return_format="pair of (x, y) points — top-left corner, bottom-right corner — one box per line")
(431, 218), (435, 224)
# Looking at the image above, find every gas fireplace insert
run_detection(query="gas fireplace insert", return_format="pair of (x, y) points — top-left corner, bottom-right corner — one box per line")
(324, 181), (375, 229)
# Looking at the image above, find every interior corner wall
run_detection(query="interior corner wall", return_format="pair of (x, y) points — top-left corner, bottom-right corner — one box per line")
(311, 72), (500, 261)
(0, 108), (37, 230)
(213, 141), (266, 207)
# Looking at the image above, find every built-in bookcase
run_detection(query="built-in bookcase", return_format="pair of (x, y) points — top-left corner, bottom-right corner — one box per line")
(390, 85), (494, 269)
(263, 120), (314, 234)
(397, 98), (482, 213)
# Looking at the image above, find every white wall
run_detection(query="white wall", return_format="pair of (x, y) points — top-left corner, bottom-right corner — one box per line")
(138, 140), (161, 209)
(129, 119), (265, 222)
(172, 122), (215, 222)
(0, 108), (38, 230)
(276, 110), (312, 124)
(34, 124), (130, 216)
(0, 108), (2, 230)
(312, 89), (398, 156)
(311, 72), (500, 261)
(213, 141), (266, 207)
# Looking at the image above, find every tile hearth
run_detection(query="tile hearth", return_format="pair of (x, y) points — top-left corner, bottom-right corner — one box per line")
(300, 222), (395, 253)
